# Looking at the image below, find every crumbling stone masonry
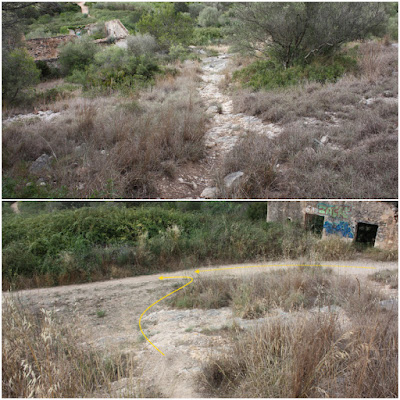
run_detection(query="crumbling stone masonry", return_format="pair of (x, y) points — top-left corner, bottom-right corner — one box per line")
(267, 201), (398, 250)
(26, 35), (75, 61)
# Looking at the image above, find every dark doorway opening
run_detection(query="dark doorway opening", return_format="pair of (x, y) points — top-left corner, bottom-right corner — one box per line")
(305, 214), (324, 237)
(355, 222), (378, 246)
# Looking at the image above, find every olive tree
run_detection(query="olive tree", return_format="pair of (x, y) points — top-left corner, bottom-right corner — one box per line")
(229, 3), (389, 67)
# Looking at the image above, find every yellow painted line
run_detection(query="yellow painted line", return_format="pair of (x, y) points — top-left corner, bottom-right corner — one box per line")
(195, 264), (376, 274)
(139, 275), (194, 356)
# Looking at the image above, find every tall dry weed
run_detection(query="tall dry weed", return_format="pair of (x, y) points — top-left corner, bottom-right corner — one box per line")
(2, 296), (136, 397)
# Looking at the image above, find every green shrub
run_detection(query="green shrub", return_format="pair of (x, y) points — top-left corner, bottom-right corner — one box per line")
(2, 49), (40, 104)
(36, 60), (61, 80)
(388, 15), (398, 40)
(83, 47), (160, 92)
(168, 44), (190, 62)
(246, 203), (267, 220)
(126, 33), (158, 57)
(58, 37), (98, 75)
(25, 28), (52, 39)
(198, 6), (221, 27)
(192, 27), (223, 45)
(188, 3), (206, 18)
(234, 54), (358, 90)
(59, 26), (69, 35)
(137, 3), (194, 49)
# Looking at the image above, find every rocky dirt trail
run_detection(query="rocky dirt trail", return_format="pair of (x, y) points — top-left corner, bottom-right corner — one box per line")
(7, 260), (397, 397)
(157, 48), (282, 199)
(76, 1), (89, 16)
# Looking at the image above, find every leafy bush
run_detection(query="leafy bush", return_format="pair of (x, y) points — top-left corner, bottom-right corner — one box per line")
(90, 22), (107, 40)
(137, 4), (194, 49)
(2, 49), (40, 104)
(81, 47), (160, 92)
(188, 2), (207, 18)
(229, 3), (389, 67)
(36, 60), (61, 80)
(198, 6), (221, 27)
(127, 33), (158, 57)
(59, 25), (69, 34)
(388, 15), (398, 40)
(234, 54), (358, 90)
(192, 27), (223, 45)
(168, 44), (190, 62)
(58, 37), (98, 75)
(25, 28), (52, 39)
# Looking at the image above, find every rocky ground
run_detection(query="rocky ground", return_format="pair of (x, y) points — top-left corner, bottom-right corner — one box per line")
(7, 260), (397, 397)
(156, 49), (283, 199)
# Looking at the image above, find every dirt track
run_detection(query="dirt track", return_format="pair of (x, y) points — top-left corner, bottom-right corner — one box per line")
(7, 260), (397, 397)
(156, 47), (282, 199)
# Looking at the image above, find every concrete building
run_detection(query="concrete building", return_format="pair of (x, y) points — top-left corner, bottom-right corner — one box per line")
(267, 201), (398, 250)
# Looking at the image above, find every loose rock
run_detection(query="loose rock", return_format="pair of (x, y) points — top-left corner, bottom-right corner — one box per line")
(223, 171), (244, 188)
(200, 187), (219, 198)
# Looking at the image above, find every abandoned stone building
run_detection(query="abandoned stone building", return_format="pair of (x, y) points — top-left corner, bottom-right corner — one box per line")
(25, 19), (129, 63)
(267, 201), (398, 250)
(26, 35), (74, 62)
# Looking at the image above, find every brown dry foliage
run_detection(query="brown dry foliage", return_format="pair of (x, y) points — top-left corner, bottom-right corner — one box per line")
(2, 296), (151, 398)
(197, 268), (398, 397)
(219, 118), (397, 198)
(169, 266), (386, 318)
(223, 43), (397, 198)
(3, 64), (207, 198)
(202, 311), (397, 397)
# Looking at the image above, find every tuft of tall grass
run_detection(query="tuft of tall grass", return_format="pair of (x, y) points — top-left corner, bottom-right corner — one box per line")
(169, 266), (386, 319)
(368, 269), (398, 289)
(201, 309), (398, 397)
(2, 296), (137, 397)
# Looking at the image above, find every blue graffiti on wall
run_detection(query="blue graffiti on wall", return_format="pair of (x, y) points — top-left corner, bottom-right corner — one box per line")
(323, 220), (354, 239)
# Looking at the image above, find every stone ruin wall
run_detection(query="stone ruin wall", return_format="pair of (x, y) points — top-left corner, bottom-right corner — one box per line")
(267, 201), (398, 250)
(26, 35), (75, 61)
(25, 19), (129, 62)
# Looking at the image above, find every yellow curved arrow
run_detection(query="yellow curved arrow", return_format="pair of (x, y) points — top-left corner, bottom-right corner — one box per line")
(195, 263), (376, 274)
(139, 275), (194, 356)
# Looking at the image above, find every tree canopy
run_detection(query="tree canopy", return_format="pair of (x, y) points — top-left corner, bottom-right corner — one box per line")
(228, 2), (390, 67)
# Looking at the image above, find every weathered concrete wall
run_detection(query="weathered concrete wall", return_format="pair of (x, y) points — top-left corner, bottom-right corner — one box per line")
(26, 35), (75, 61)
(105, 19), (129, 39)
(266, 201), (303, 223)
(267, 201), (398, 250)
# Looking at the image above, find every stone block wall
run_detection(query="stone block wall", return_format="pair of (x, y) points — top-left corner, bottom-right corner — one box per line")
(267, 201), (398, 250)
(26, 35), (75, 61)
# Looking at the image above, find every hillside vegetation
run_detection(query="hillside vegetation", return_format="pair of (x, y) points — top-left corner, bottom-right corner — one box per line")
(2, 202), (396, 290)
(2, 2), (398, 198)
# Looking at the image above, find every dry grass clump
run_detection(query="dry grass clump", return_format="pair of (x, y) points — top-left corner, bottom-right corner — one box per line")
(310, 236), (356, 261)
(169, 266), (383, 319)
(217, 133), (278, 198)
(232, 43), (397, 125)
(368, 269), (398, 289)
(201, 310), (398, 397)
(364, 247), (399, 263)
(220, 106), (397, 198)
(358, 41), (398, 83)
(2, 296), (139, 398)
(224, 43), (397, 198)
(3, 64), (207, 198)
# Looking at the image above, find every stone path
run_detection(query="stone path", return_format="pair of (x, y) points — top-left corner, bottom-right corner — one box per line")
(76, 2), (89, 16)
(200, 54), (282, 157)
(157, 49), (282, 198)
